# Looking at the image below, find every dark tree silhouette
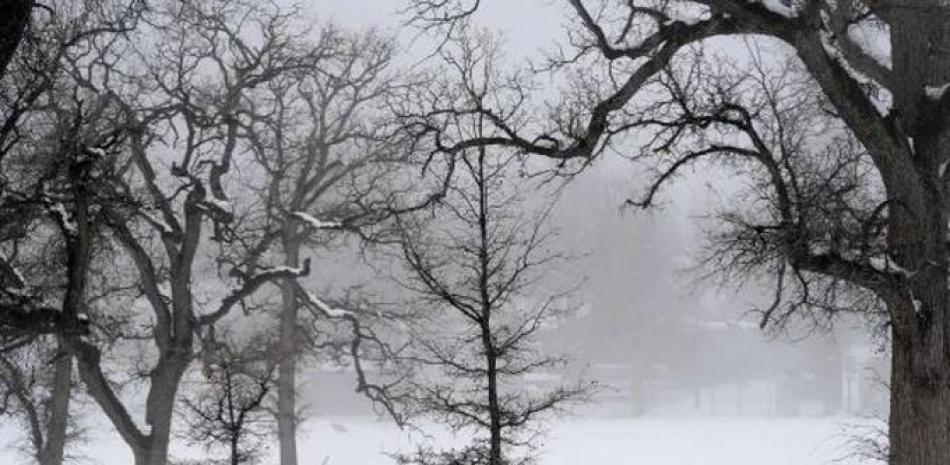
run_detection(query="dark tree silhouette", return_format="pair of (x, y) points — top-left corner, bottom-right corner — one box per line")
(402, 1), (950, 464)
(182, 342), (275, 465)
(0, 0), (31, 80)
(389, 36), (592, 465)
(2, 2), (325, 464)
(0, 5), (145, 462)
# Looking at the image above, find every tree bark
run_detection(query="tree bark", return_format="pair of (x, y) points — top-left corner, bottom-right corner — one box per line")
(276, 238), (301, 465)
(40, 338), (72, 465)
(883, 9), (950, 465)
(140, 357), (189, 465)
(231, 435), (240, 465)
(475, 149), (503, 465)
(71, 337), (190, 465)
(889, 322), (950, 465)
(0, 0), (31, 80)
(482, 327), (502, 465)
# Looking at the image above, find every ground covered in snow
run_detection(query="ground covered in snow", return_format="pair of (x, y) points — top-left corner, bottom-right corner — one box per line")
(0, 415), (879, 465)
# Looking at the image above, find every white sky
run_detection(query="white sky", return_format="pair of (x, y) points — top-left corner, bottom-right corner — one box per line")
(308, 0), (566, 59)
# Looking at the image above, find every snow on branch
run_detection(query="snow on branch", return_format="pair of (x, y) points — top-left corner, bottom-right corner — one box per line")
(925, 83), (950, 101)
(868, 254), (923, 279)
(85, 146), (108, 158)
(139, 209), (174, 234)
(752, 0), (797, 19)
(0, 257), (26, 290)
(847, 25), (891, 70)
(663, 6), (710, 26)
(197, 259), (311, 325)
(302, 291), (354, 319)
(261, 265), (309, 276)
(204, 195), (231, 213)
(49, 203), (77, 235)
(820, 30), (892, 116)
(290, 211), (343, 230)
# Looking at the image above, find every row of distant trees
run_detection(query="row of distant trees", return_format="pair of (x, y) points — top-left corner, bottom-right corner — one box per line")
(0, 2), (588, 465)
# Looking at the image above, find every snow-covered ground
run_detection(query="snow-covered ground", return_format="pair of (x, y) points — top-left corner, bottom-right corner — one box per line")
(0, 415), (877, 465)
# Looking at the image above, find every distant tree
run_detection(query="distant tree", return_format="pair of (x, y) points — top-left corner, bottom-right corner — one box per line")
(0, 344), (84, 465)
(240, 25), (407, 465)
(182, 339), (276, 465)
(389, 36), (592, 465)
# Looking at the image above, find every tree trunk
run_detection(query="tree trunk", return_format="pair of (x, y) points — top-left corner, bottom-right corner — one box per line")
(277, 239), (301, 465)
(481, 327), (502, 465)
(138, 357), (189, 465)
(882, 9), (950, 465)
(40, 338), (72, 465)
(889, 324), (950, 465)
(73, 342), (189, 465)
(231, 435), (240, 465)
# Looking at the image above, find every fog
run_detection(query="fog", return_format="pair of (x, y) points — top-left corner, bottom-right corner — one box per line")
(296, 0), (889, 422)
(0, 1), (895, 464)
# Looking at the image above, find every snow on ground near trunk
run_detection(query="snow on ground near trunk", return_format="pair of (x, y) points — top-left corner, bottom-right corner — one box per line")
(0, 416), (874, 465)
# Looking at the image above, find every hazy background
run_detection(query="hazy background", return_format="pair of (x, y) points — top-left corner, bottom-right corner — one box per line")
(0, 3), (890, 464)
(289, 0), (890, 422)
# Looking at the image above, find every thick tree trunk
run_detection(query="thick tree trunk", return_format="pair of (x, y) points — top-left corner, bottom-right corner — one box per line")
(73, 341), (189, 465)
(882, 8), (950, 465)
(138, 357), (189, 465)
(888, 324), (950, 465)
(40, 338), (72, 465)
(37, 155), (94, 465)
(277, 239), (301, 465)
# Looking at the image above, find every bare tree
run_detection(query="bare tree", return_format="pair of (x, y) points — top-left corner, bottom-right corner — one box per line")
(1, 2), (332, 464)
(0, 5), (144, 464)
(0, 344), (85, 465)
(2, 3), (413, 464)
(400, 1), (950, 463)
(240, 26), (404, 465)
(629, 44), (890, 332)
(388, 37), (592, 465)
(391, 148), (589, 465)
(181, 338), (276, 465)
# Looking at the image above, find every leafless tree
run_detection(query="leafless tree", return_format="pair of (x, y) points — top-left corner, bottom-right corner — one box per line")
(630, 44), (889, 334)
(388, 37), (592, 465)
(0, 344), (85, 465)
(181, 338), (276, 465)
(239, 25), (408, 465)
(0, 4), (143, 464)
(3, 1), (335, 464)
(2, 3), (422, 464)
(0, 97), (106, 465)
(400, 1), (950, 463)
(391, 149), (589, 465)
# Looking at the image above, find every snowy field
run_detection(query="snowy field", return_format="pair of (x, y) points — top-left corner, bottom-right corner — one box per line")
(0, 416), (877, 465)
